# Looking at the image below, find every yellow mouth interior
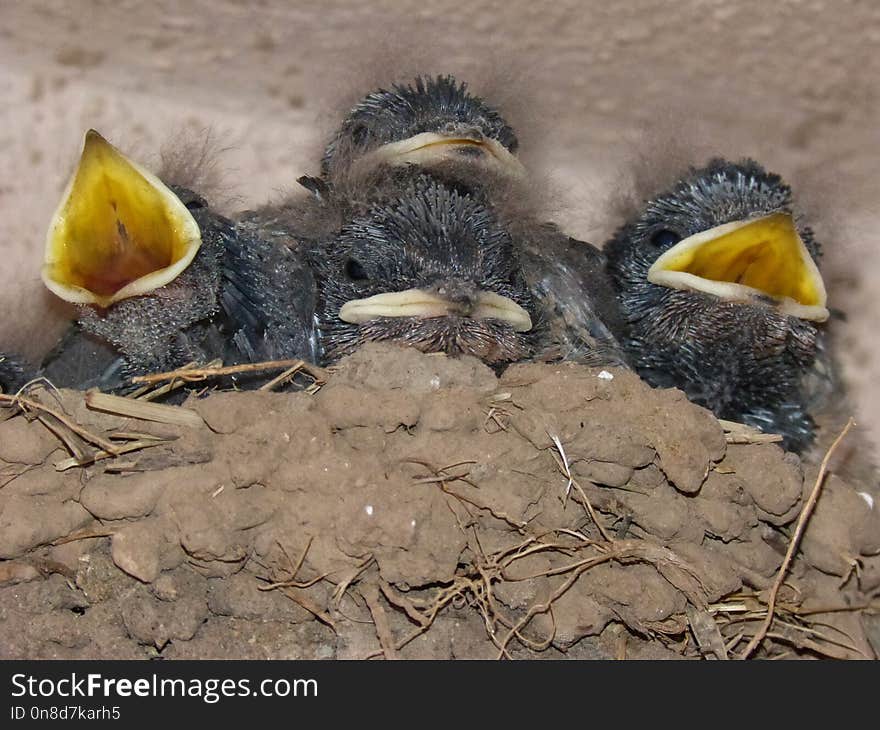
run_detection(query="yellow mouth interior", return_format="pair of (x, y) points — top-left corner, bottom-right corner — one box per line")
(647, 213), (828, 321)
(42, 130), (201, 307)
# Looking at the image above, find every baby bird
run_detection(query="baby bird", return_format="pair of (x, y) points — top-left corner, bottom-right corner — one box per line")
(37, 130), (267, 390)
(307, 73), (625, 365)
(321, 74), (524, 186)
(604, 159), (829, 452)
(308, 173), (540, 365)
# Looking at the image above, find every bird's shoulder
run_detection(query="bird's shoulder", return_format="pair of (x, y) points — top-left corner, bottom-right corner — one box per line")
(516, 224), (627, 366)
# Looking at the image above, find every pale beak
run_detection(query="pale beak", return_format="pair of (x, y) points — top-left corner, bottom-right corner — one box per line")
(359, 132), (526, 178)
(339, 288), (533, 332)
(647, 212), (828, 322)
(42, 129), (202, 307)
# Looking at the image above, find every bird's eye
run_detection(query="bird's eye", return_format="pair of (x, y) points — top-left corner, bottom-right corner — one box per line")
(344, 258), (369, 281)
(350, 124), (369, 146)
(650, 229), (682, 249)
(179, 190), (207, 210)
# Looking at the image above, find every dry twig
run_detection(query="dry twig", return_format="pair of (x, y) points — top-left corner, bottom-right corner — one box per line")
(361, 585), (400, 660)
(130, 359), (327, 386)
(739, 417), (855, 659)
(86, 391), (205, 428)
(718, 419), (784, 444)
(0, 392), (119, 454)
(547, 433), (611, 542)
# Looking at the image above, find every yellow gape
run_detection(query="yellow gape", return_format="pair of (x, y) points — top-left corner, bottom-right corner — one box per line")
(648, 213), (828, 321)
(42, 130), (202, 308)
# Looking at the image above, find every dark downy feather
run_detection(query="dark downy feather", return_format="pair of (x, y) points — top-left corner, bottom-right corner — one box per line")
(322, 75), (518, 179)
(0, 352), (30, 394)
(307, 173), (541, 365)
(605, 159), (827, 452)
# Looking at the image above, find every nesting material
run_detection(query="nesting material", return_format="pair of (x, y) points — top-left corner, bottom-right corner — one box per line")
(0, 343), (876, 659)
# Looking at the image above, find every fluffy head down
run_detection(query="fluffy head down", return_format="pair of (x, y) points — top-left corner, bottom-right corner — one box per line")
(312, 175), (539, 365)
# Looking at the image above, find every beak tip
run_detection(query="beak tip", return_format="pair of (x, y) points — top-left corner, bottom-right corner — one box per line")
(338, 301), (357, 324)
(82, 128), (110, 153)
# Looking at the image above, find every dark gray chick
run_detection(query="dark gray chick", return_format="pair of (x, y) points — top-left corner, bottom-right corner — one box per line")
(247, 164), (624, 369)
(36, 130), (315, 391)
(308, 173), (540, 365)
(604, 159), (829, 452)
(321, 74), (524, 186)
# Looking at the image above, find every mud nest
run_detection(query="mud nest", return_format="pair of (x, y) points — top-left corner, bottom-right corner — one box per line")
(1, 343), (878, 659)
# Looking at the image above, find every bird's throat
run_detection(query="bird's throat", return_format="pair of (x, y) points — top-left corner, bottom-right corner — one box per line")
(647, 213), (828, 321)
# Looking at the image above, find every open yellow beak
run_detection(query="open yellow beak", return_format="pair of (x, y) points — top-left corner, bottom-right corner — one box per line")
(647, 213), (828, 322)
(339, 288), (533, 332)
(42, 130), (202, 307)
(359, 132), (526, 179)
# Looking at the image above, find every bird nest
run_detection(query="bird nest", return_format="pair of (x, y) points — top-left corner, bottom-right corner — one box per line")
(0, 343), (877, 659)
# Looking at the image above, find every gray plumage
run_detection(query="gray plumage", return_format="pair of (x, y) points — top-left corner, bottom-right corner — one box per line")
(20, 74), (623, 392)
(605, 159), (826, 452)
(0, 352), (29, 394)
(516, 230), (627, 366)
(322, 75), (517, 180)
(310, 173), (540, 365)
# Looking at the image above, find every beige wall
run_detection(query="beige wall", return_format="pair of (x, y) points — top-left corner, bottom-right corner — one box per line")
(1, 0), (877, 447)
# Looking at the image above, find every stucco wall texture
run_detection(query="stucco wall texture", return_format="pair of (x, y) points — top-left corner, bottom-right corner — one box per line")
(1, 0), (877, 450)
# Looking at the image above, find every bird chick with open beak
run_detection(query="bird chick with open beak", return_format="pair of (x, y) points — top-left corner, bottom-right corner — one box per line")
(35, 130), (314, 390)
(605, 159), (828, 452)
(321, 74), (525, 188)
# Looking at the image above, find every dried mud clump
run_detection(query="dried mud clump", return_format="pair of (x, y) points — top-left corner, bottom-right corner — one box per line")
(0, 343), (877, 659)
